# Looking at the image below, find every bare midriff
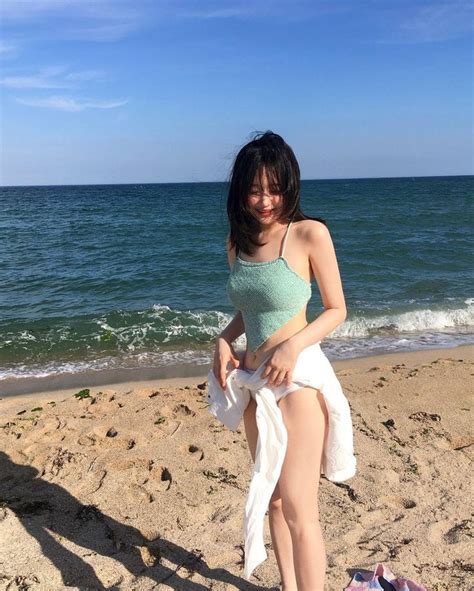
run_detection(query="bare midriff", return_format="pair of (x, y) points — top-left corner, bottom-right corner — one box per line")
(242, 307), (309, 371)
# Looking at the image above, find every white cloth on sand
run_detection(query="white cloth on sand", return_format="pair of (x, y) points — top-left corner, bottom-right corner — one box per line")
(206, 341), (357, 581)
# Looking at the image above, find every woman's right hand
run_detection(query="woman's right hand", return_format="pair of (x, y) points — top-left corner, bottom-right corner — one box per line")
(213, 336), (241, 390)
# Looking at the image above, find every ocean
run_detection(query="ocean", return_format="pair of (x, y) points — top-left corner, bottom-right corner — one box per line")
(1, 175), (472, 395)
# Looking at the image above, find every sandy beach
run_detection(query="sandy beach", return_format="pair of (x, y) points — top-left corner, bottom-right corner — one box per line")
(0, 344), (472, 590)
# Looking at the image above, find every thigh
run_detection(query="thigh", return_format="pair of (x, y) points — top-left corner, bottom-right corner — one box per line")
(243, 395), (258, 463)
(276, 387), (329, 518)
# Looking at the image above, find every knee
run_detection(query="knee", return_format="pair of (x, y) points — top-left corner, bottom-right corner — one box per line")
(268, 496), (283, 511)
(282, 501), (320, 530)
(268, 485), (283, 511)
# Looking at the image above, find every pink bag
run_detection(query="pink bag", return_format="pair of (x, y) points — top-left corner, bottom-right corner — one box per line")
(345, 562), (428, 591)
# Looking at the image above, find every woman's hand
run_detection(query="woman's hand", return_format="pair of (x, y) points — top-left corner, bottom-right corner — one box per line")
(213, 336), (241, 390)
(261, 339), (300, 387)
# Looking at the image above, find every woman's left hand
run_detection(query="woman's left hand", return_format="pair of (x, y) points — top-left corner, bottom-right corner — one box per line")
(261, 339), (300, 387)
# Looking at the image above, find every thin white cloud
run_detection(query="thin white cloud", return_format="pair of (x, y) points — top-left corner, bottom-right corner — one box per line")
(398, 0), (474, 43)
(0, 39), (21, 59)
(178, 6), (256, 19)
(61, 22), (141, 43)
(369, 0), (474, 44)
(1, 0), (133, 20)
(1, 0), (147, 42)
(15, 95), (128, 112)
(64, 69), (107, 82)
(204, 7), (252, 18)
(1, 63), (118, 113)
(0, 0), (341, 39)
(1, 75), (64, 89)
(0, 40), (17, 54)
(1, 66), (107, 88)
(0, 0), (65, 19)
(2, 0), (471, 48)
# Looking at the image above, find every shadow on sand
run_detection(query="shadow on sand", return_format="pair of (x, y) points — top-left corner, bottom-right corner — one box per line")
(0, 452), (278, 590)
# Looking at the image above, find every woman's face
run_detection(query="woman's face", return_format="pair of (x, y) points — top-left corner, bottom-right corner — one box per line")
(247, 168), (283, 225)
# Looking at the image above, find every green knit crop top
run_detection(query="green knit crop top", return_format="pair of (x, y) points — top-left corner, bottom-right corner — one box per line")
(226, 219), (312, 352)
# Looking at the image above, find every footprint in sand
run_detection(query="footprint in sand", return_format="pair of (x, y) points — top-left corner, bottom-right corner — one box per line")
(357, 508), (388, 528)
(379, 467), (400, 486)
(76, 468), (108, 496)
(18, 417), (68, 446)
(428, 518), (473, 544)
(337, 369), (355, 376)
(187, 444), (205, 460)
(77, 433), (96, 447)
(149, 465), (173, 492)
(443, 519), (473, 544)
(155, 419), (182, 437)
(341, 522), (366, 544)
(117, 483), (154, 519)
(378, 495), (417, 510)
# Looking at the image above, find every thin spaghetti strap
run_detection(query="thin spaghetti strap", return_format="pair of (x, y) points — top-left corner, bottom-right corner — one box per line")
(280, 219), (293, 258)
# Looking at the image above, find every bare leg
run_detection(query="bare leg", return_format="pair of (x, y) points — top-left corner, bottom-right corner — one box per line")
(243, 397), (298, 589)
(268, 487), (298, 590)
(276, 387), (329, 591)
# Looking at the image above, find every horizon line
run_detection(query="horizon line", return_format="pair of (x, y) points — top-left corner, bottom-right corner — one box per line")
(1, 173), (473, 189)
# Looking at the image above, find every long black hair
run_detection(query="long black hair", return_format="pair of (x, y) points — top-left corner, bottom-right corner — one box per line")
(226, 130), (327, 257)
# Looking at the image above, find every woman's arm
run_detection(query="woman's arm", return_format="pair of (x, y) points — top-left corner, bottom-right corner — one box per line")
(288, 221), (347, 352)
(217, 310), (245, 344)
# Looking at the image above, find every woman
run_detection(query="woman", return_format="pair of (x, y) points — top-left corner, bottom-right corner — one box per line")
(212, 130), (350, 590)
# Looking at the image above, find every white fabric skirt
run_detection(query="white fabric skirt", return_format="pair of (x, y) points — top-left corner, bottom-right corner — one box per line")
(206, 340), (357, 581)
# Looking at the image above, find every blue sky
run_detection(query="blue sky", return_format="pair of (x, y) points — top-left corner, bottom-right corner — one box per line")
(1, 0), (472, 186)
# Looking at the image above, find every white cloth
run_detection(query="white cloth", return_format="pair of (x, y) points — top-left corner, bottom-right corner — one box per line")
(206, 341), (357, 581)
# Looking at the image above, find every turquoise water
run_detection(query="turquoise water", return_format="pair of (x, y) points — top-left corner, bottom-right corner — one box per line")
(0, 176), (472, 392)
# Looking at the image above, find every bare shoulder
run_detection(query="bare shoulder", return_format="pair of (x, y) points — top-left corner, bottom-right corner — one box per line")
(297, 219), (331, 247)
